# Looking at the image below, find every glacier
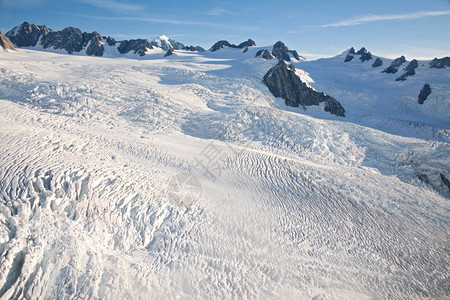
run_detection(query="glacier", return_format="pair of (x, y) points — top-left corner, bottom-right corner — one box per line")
(0, 45), (449, 299)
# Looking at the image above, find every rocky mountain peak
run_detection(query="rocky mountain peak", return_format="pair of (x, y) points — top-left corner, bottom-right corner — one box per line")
(382, 56), (406, 74)
(263, 60), (345, 116)
(345, 47), (372, 62)
(429, 57), (450, 69)
(271, 41), (303, 61)
(209, 39), (256, 52)
(6, 22), (51, 47)
(118, 39), (153, 56)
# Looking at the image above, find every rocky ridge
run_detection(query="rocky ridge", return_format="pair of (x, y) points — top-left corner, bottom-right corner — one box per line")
(263, 60), (345, 117)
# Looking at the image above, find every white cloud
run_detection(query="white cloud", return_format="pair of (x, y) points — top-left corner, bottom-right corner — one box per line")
(322, 10), (450, 28)
(73, 0), (144, 13)
(207, 7), (237, 16)
(52, 11), (225, 27)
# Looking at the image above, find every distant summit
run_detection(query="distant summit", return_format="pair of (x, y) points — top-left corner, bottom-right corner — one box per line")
(151, 35), (185, 51)
(344, 47), (373, 62)
(209, 39), (255, 52)
(271, 41), (303, 61)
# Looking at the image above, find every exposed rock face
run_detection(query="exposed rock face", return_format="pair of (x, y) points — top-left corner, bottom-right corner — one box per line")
(396, 59), (418, 81)
(429, 57), (450, 69)
(418, 83), (431, 104)
(164, 48), (174, 57)
(41, 26), (84, 53)
(356, 47), (372, 62)
(85, 33), (104, 56)
(289, 50), (301, 60)
(345, 47), (372, 62)
(209, 40), (232, 52)
(237, 39), (256, 49)
(6, 22), (50, 47)
(0, 31), (16, 51)
(183, 45), (197, 51)
(372, 57), (383, 67)
(271, 41), (291, 61)
(105, 36), (116, 46)
(263, 60), (345, 117)
(209, 39), (255, 52)
(382, 56), (406, 74)
(344, 47), (355, 62)
(118, 39), (152, 56)
(7, 22), (104, 56)
(324, 97), (346, 117)
(255, 49), (273, 60)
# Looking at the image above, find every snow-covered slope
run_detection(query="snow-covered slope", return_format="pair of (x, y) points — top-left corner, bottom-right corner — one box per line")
(151, 35), (185, 51)
(0, 47), (448, 299)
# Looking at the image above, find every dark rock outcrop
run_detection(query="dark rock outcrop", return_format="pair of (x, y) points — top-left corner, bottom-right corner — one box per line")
(346, 47), (372, 62)
(344, 47), (355, 62)
(118, 39), (152, 56)
(271, 41), (291, 61)
(0, 31), (16, 51)
(7, 22), (104, 56)
(164, 48), (174, 57)
(183, 45), (197, 51)
(418, 83), (431, 104)
(356, 47), (373, 62)
(382, 56), (406, 74)
(263, 60), (345, 117)
(195, 46), (205, 52)
(209, 40), (233, 52)
(372, 57), (383, 67)
(237, 39), (256, 49)
(105, 36), (116, 46)
(396, 59), (418, 81)
(209, 39), (255, 52)
(429, 57), (450, 69)
(324, 96), (346, 117)
(85, 34), (104, 56)
(289, 50), (301, 60)
(255, 49), (273, 60)
(41, 26), (84, 53)
(6, 22), (50, 47)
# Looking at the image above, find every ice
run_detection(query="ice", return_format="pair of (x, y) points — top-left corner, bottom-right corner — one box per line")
(0, 48), (448, 299)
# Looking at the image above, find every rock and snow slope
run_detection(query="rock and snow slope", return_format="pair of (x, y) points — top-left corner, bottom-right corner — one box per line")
(0, 46), (449, 299)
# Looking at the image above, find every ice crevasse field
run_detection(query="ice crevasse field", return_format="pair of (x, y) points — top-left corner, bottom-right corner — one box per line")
(0, 45), (449, 299)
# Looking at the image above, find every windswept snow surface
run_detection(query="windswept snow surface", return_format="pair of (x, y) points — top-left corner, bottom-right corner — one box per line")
(0, 47), (449, 299)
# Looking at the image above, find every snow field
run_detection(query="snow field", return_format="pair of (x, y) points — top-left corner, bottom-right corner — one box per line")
(0, 48), (448, 299)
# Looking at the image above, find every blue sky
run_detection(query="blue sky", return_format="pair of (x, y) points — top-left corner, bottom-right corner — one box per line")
(1, 0), (449, 59)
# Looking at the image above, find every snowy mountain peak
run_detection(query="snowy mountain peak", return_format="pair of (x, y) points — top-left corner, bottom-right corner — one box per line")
(151, 35), (185, 51)
(344, 46), (373, 62)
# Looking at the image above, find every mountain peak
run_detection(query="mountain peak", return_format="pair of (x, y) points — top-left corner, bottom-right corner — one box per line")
(209, 39), (256, 52)
(151, 35), (185, 51)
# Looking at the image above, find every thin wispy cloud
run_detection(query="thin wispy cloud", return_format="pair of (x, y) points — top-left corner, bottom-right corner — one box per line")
(207, 8), (237, 16)
(73, 0), (144, 13)
(52, 12), (211, 26)
(322, 10), (450, 28)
